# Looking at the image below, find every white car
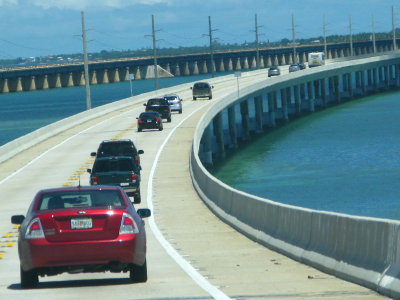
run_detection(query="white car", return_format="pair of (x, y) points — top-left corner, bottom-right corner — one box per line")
(163, 94), (183, 114)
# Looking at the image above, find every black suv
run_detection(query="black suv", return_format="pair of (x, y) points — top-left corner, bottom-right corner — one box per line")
(90, 139), (144, 169)
(144, 98), (171, 122)
(87, 156), (142, 203)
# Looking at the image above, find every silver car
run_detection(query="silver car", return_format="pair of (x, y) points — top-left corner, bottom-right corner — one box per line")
(268, 66), (281, 77)
(163, 94), (182, 114)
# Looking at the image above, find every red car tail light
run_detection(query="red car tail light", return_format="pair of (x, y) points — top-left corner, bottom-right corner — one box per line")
(156, 118), (161, 123)
(119, 213), (139, 234)
(25, 218), (45, 239)
(131, 173), (137, 182)
(138, 119), (143, 123)
(92, 176), (98, 185)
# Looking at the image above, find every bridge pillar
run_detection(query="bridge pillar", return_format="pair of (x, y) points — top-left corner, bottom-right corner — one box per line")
(280, 88), (289, 121)
(90, 70), (98, 84)
(321, 78), (328, 107)
(360, 70), (367, 94)
(55, 74), (62, 88)
(240, 100), (250, 141)
(67, 72), (74, 87)
(111, 68), (120, 83)
(1, 79), (9, 93)
(227, 58), (233, 71)
(174, 63), (181, 76)
(228, 105), (238, 148)
(334, 75), (341, 103)
(288, 54), (293, 65)
(101, 69), (109, 84)
(28, 76), (36, 91)
(254, 95), (264, 133)
(235, 58), (241, 71)
(346, 73), (353, 98)
(250, 56), (257, 69)
(307, 81), (315, 112)
(193, 61), (199, 75)
(396, 64), (400, 87)
(201, 60), (208, 74)
(280, 54), (286, 65)
(218, 59), (225, 72)
(268, 91), (277, 127)
(243, 57), (249, 69)
(213, 112), (225, 159)
(200, 124), (213, 168)
(259, 56), (265, 68)
(384, 65), (390, 88)
(78, 72), (85, 85)
(294, 85), (301, 115)
(183, 62), (190, 76)
(123, 67), (130, 81)
(273, 55), (279, 66)
(267, 55), (272, 67)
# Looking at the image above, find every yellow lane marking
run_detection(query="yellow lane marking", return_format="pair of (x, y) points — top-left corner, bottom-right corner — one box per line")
(0, 253), (5, 259)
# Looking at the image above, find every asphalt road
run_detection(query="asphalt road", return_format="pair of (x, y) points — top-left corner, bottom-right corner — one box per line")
(0, 67), (389, 299)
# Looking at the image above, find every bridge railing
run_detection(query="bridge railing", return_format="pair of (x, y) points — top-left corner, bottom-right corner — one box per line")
(190, 53), (400, 299)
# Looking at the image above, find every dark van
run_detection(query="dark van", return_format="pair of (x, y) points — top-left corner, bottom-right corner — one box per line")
(191, 82), (213, 100)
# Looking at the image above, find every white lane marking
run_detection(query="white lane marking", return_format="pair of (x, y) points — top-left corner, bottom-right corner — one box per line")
(146, 103), (232, 300)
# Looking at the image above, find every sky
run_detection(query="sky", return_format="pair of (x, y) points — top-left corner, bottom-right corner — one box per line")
(0, 0), (398, 59)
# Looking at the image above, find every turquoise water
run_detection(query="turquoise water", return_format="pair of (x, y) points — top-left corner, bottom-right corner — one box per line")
(213, 90), (400, 220)
(0, 75), (211, 146)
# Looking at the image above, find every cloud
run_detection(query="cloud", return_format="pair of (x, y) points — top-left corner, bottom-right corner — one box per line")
(30, 0), (171, 10)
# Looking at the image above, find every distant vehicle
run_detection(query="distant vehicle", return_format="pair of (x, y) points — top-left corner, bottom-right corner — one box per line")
(191, 82), (213, 100)
(11, 185), (151, 288)
(137, 111), (163, 132)
(144, 98), (171, 122)
(163, 94), (183, 114)
(88, 156), (142, 203)
(90, 139), (143, 169)
(308, 52), (325, 67)
(298, 62), (306, 70)
(288, 64), (301, 72)
(268, 66), (281, 77)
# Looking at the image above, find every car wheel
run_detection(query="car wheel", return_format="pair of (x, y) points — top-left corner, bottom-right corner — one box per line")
(208, 96), (212, 100)
(193, 97), (196, 100)
(159, 126), (163, 131)
(20, 266), (38, 289)
(138, 128), (142, 132)
(130, 260), (147, 283)
(179, 109), (182, 114)
(167, 117), (171, 123)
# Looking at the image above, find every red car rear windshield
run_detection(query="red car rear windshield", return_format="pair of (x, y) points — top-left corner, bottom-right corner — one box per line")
(38, 190), (126, 210)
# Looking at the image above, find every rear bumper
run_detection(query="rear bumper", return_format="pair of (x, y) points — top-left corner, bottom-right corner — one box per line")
(20, 235), (143, 270)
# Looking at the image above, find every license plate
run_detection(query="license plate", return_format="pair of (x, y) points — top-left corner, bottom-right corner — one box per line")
(71, 218), (92, 229)
(146, 120), (152, 123)
(120, 182), (129, 186)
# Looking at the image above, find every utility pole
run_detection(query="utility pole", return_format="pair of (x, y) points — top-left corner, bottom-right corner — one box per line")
(372, 14), (377, 54)
(392, 6), (397, 51)
(81, 11), (91, 110)
(151, 15), (159, 90)
(291, 14), (297, 64)
(255, 14), (260, 69)
(208, 16), (216, 77)
(349, 15), (353, 56)
(323, 14), (328, 55)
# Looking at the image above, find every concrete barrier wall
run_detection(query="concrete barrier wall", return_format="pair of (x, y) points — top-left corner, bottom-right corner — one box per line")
(190, 53), (400, 299)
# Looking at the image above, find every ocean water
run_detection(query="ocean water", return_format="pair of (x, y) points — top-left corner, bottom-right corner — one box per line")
(213, 90), (400, 220)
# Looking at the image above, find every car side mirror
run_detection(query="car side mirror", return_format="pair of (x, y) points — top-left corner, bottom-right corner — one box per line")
(138, 150), (144, 155)
(11, 215), (25, 225)
(90, 152), (96, 157)
(143, 103), (147, 106)
(87, 168), (92, 174)
(212, 86), (214, 89)
(190, 87), (193, 90)
(137, 208), (151, 218)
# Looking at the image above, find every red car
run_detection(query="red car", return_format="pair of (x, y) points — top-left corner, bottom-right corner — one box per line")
(11, 186), (151, 288)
